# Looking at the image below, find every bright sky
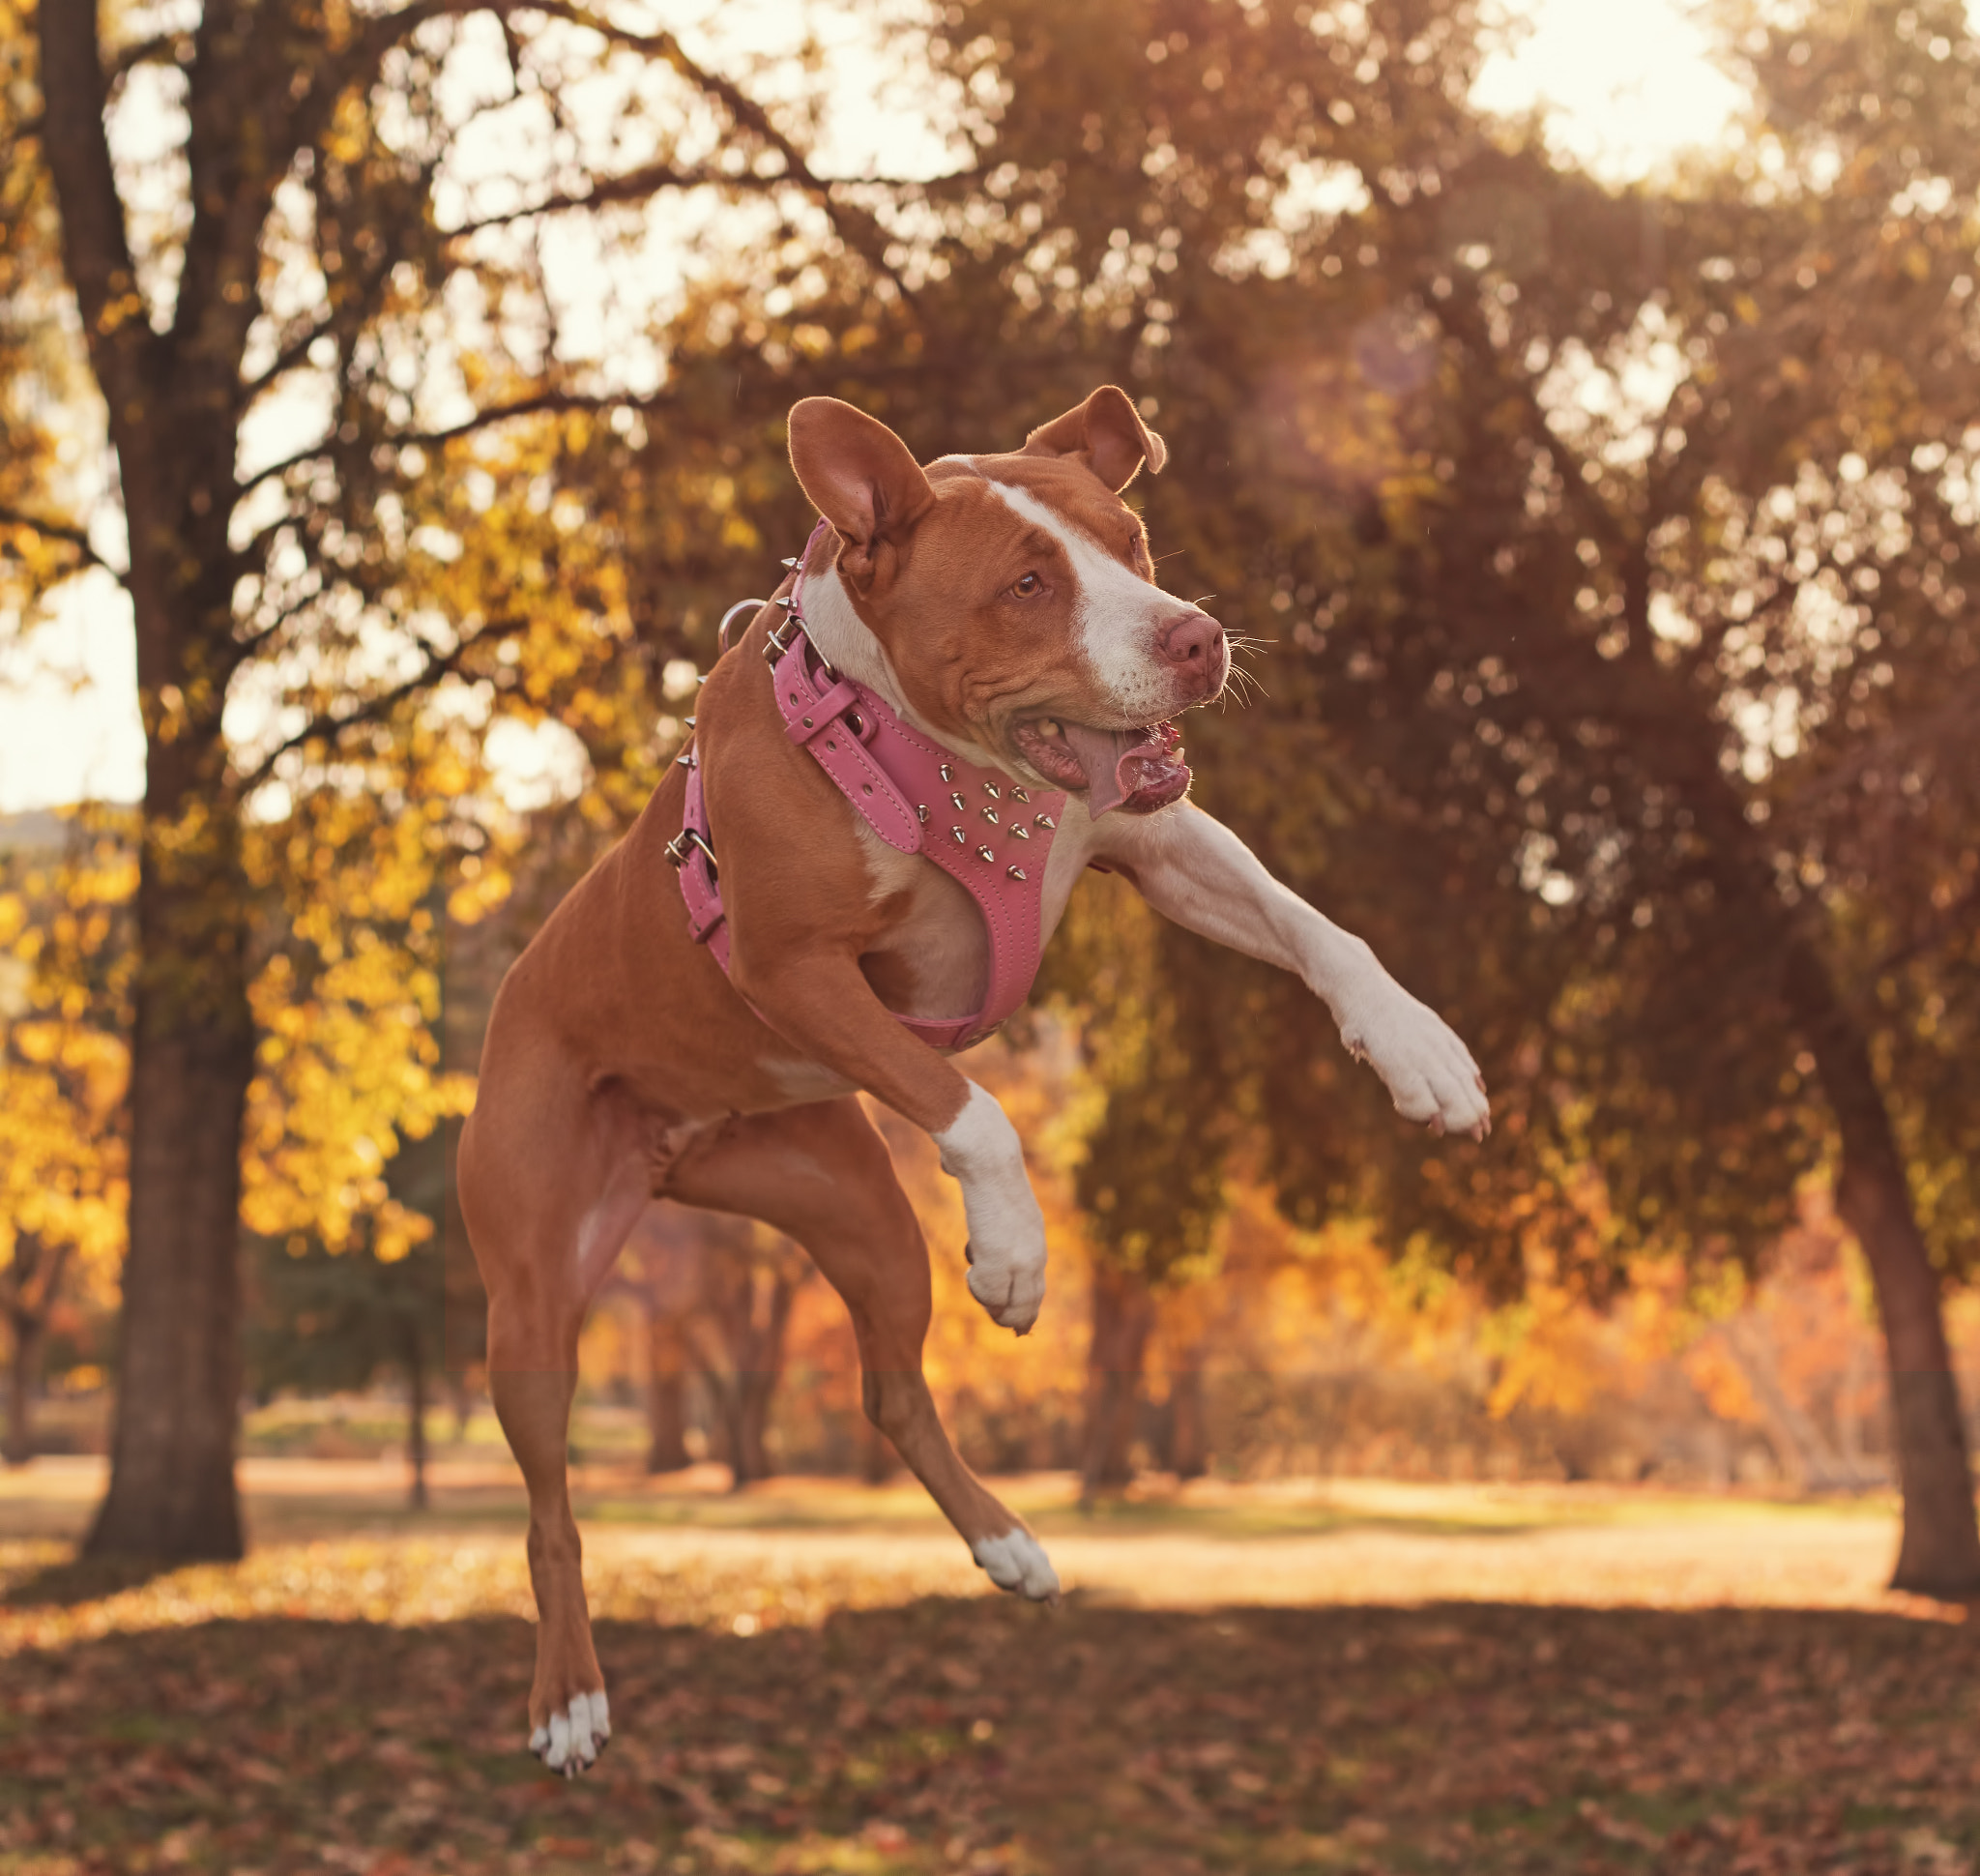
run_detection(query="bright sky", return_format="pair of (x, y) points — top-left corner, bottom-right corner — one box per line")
(0, 0), (1746, 814)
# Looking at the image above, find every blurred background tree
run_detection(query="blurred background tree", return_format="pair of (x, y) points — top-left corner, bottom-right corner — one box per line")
(4, 0), (1977, 1595)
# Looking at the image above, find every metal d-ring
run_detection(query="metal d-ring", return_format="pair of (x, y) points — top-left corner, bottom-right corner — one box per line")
(717, 598), (771, 654)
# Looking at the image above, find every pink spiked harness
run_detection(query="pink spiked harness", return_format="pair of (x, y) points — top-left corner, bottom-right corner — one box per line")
(670, 526), (1067, 1051)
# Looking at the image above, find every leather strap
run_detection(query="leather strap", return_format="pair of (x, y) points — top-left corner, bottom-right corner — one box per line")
(675, 764), (729, 971)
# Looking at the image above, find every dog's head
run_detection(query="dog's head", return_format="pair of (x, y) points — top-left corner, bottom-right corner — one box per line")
(785, 387), (1227, 814)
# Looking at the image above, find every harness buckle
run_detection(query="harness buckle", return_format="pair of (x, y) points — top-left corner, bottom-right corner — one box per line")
(664, 829), (719, 876)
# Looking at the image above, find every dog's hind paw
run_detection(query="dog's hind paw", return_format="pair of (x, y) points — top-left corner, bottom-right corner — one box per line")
(530, 1689), (610, 1777)
(974, 1528), (1061, 1602)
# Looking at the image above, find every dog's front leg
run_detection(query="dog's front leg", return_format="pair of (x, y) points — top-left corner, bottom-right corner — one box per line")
(732, 952), (1047, 1334)
(1095, 803), (1491, 1139)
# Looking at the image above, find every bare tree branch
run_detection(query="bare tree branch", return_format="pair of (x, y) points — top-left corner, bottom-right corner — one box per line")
(515, 0), (916, 300)
(0, 505), (127, 584)
(442, 159), (747, 238)
(36, 6), (152, 413)
(234, 386), (680, 505)
(1871, 881), (1980, 980)
(234, 616), (528, 793)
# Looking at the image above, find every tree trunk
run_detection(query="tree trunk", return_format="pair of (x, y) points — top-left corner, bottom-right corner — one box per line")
(1081, 1262), (1156, 1503)
(5, 1310), (42, 1468)
(406, 1322), (429, 1512)
(1167, 1353), (1208, 1481)
(1834, 1150), (1979, 1593)
(645, 1309), (691, 1474)
(4, 1239), (66, 1470)
(737, 1371), (775, 1484)
(1787, 942), (1980, 1596)
(706, 1375), (756, 1488)
(83, 812), (255, 1561)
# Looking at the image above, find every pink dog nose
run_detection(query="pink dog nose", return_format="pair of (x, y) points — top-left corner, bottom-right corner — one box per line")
(1155, 610), (1225, 671)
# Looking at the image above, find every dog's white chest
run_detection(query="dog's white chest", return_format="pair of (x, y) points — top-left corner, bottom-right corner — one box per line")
(850, 815), (1088, 1030)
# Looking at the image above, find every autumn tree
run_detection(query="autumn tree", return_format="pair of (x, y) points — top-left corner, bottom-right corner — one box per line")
(1057, 0), (1980, 1586)
(7, 0), (878, 1558)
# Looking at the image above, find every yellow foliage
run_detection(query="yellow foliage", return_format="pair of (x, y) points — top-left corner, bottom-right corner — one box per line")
(0, 827), (132, 1317)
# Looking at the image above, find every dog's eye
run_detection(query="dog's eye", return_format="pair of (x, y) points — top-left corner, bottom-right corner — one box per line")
(1010, 572), (1043, 598)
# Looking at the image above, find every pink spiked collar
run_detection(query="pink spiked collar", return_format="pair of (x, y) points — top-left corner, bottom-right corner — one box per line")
(672, 524), (1067, 1051)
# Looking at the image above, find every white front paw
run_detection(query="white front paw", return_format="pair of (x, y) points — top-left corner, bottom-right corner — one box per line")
(936, 1084), (1050, 1334)
(1339, 983), (1490, 1140)
(965, 1230), (1047, 1334)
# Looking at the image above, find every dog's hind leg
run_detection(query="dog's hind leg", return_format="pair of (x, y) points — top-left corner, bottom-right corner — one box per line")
(666, 1097), (1061, 1601)
(459, 1066), (650, 1776)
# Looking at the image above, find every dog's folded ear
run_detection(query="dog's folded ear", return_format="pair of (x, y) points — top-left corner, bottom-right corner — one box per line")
(787, 399), (936, 578)
(1021, 386), (1168, 491)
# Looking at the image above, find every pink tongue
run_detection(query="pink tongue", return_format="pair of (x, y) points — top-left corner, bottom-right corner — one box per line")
(1063, 723), (1139, 816)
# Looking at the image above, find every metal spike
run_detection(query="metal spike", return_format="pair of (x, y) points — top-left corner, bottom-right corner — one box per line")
(1010, 785), (1030, 803)
(981, 807), (999, 826)
(976, 845), (995, 863)
(773, 597), (798, 611)
(782, 556), (800, 569)
(1006, 865), (1027, 882)
(684, 717), (695, 728)
(950, 791), (966, 810)
(1010, 823), (1030, 840)
(950, 826), (966, 845)
(1035, 813), (1056, 830)
(676, 753), (695, 768)
(916, 804), (929, 824)
(940, 764), (954, 782)
(696, 672), (708, 685)
(983, 782), (1001, 800)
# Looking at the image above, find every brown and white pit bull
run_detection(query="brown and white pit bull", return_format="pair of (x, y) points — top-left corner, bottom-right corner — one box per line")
(457, 387), (1489, 1775)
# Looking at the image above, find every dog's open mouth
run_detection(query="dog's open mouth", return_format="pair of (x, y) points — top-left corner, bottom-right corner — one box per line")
(1010, 717), (1190, 816)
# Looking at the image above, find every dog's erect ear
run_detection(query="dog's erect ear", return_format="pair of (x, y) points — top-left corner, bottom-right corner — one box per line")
(787, 399), (936, 576)
(1021, 385), (1168, 491)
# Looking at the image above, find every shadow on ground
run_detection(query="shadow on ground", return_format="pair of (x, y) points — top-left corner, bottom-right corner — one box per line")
(0, 1550), (176, 1611)
(2, 1589), (1975, 1874)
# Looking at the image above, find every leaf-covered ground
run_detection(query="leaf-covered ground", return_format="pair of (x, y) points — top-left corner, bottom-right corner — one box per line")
(2, 1468), (1976, 1874)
